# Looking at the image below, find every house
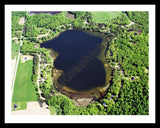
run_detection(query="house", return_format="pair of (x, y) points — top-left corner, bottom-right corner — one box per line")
(103, 102), (107, 107)
(84, 20), (89, 24)
(131, 42), (135, 45)
(14, 104), (17, 109)
(109, 97), (112, 100)
(40, 77), (45, 84)
(111, 94), (115, 97)
(41, 77), (45, 81)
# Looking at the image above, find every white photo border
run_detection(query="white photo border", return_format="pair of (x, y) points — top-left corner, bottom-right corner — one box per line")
(5, 4), (155, 123)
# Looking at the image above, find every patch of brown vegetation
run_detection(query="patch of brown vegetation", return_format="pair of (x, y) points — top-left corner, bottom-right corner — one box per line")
(19, 17), (25, 25)
(104, 63), (109, 67)
(52, 69), (63, 80)
(73, 98), (94, 106)
(66, 12), (75, 19)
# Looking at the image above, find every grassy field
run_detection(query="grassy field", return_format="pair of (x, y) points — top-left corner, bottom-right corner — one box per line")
(12, 59), (37, 103)
(11, 40), (21, 59)
(91, 11), (122, 23)
(11, 102), (27, 111)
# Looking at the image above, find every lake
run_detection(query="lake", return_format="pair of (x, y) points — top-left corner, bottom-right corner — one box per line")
(40, 30), (112, 99)
(29, 11), (62, 15)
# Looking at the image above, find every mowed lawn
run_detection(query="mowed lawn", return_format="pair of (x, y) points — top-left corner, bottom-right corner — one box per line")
(91, 11), (122, 23)
(12, 59), (37, 103)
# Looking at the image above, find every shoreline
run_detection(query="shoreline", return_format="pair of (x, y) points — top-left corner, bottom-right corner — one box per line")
(41, 29), (112, 104)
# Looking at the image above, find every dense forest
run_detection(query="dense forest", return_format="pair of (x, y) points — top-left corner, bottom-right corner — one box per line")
(12, 11), (149, 115)
(102, 11), (149, 115)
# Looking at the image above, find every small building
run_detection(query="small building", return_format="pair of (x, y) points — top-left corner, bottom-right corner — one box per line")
(84, 20), (89, 24)
(24, 57), (27, 60)
(103, 102), (107, 107)
(14, 104), (17, 109)
(41, 77), (45, 81)
(115, 65), (119, 68)
(40, 78), (45, 84)
(131, 42), (135, 45)
(40, 77), (45, 84)
(109, 97), (112, 100)
(111, 94), (115, 97)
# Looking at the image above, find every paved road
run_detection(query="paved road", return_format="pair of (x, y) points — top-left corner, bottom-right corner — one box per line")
(11, 23), (24, 98)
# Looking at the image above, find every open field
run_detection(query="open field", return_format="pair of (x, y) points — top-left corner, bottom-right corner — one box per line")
(20, 55), (33, 63)
(12, 102), (50, 115)
(91, 11), (122, 23)
(12, 59), (37, 103)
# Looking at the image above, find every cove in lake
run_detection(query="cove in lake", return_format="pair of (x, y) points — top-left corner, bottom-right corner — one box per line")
(40, 30), (112, 99)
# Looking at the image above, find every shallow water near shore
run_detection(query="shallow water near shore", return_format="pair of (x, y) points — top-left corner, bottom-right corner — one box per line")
(40, 30), (112, 99)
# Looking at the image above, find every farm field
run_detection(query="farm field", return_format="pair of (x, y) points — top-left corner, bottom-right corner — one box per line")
(91, 11), (122, 23)
(12, 59), (37, 103)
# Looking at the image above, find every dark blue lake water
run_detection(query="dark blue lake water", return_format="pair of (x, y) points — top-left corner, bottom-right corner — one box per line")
(40, 30), (106, 91)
